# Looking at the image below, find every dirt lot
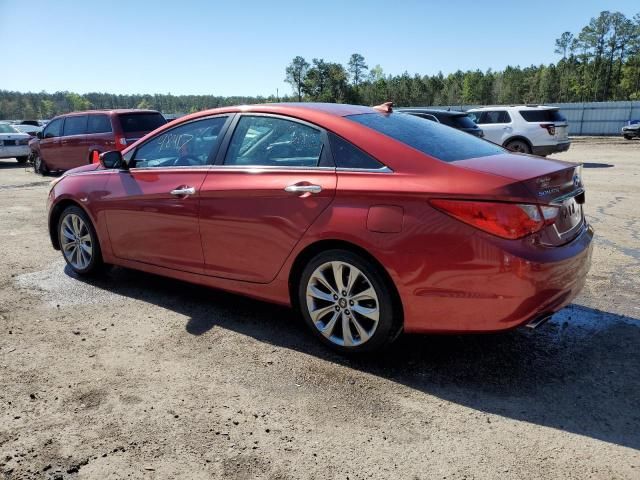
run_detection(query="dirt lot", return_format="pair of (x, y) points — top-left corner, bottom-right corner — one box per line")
(1, 137), (639, 479)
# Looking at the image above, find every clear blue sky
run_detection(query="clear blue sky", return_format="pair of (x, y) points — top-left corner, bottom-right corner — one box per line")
(1, 0), (638, 97)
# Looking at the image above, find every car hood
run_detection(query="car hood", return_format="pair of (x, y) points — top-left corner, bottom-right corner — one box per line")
(66, 163), (103, 175)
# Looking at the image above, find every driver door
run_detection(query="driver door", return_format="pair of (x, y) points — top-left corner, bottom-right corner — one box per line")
(103, 115), (232, 273)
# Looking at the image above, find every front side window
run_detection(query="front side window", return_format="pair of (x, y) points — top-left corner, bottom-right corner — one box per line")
(63, 115), (88, 136)
(347, 112), (503, 162)
(88, 114), (112, 134)
(132, 116), (227, 168)
(43, 118), (63, 138)
(224, 116), (324, 168)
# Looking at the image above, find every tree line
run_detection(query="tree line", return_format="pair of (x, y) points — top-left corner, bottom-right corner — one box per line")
(1, 10), (638, 120)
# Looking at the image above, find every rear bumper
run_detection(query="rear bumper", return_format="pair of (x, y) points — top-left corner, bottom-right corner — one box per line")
(401, 223), (594, 333)
(532, 142), (571, 156)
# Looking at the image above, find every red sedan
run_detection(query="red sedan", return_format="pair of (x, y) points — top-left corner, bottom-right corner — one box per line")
(47, 103), (592, 353)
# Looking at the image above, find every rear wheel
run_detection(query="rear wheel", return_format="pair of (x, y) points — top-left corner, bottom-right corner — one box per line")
(16, 156), (28, 164)
(505, 139), (531, 154)
(297, 249), (401, 353)
(623, 135), (633, 140)
(57, 206), (103, 275)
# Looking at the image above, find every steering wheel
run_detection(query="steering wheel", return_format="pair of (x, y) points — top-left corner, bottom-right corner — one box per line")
(173, 155), (202, 167)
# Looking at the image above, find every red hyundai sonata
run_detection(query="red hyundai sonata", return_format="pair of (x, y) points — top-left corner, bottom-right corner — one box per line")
(47, 103), (592, 353)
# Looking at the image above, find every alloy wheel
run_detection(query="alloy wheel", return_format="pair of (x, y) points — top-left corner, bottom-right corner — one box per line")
(305, 261), (380, 347)
(60, 213), (93, 270)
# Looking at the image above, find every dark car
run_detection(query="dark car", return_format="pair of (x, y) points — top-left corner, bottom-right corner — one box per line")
(46, 102), (591, 354)
(397, 108), (484, 137)
(31, 109), (166, 174)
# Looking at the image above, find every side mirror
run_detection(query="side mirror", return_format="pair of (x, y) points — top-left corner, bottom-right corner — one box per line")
(99, 150), (123, 169)
(36, 131), (43, 139)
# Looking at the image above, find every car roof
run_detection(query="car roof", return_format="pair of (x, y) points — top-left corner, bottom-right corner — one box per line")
(54, 109), (162, 118)
(468, 105), (558, 111)
(397, 108), (468, 116)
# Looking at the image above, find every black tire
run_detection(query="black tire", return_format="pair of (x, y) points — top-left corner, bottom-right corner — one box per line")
(505, 139), (531, 154)
(623, 135), (633, 140)
(297, 249), (402, 354)
(57, 205), (103, 276)
(33, 154), (48, 175)
(16, 156), (28, 164)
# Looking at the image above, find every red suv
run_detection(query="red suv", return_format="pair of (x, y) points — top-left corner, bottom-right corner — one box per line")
(31, 109), (166, 174)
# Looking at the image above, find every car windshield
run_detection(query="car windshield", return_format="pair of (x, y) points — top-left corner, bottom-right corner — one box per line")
(118, 113), (166, 134)
(519, 109), (567, 123)
(347, 112), (503, 162)
(0, 123), (19, 134)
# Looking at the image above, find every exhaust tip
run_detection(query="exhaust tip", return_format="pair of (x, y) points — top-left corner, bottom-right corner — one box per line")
(525, 314), (553, 329)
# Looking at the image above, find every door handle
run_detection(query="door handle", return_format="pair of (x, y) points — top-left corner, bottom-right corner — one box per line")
(170, 186), (196, 196)
(284, 184), (322, 194)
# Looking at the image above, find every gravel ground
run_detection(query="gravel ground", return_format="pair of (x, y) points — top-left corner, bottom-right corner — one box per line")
(0, 137), (639, 479)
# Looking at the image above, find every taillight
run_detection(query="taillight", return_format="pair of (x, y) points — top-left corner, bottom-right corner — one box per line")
(114, 135), (127, 150)
(429, 199), (558, 239)
(91, 150), (100, 164)
(540, 123), (556, 135)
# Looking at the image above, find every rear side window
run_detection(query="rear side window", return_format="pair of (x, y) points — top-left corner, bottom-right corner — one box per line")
(63, 115), (88, 136)
(88, 114), (112, 134)
(224, 116), (324, 168)
(118, 113), (166, 134)
(347, 112), (503, 162)
(519, 109), (566, 123)
(328, 133), (385, 170)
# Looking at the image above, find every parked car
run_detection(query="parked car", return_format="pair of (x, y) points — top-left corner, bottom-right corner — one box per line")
(14, 124), (43, 137)
(0, 122), (31, 163)
(397, 108), (484, 137)
(47, 103), (592, 354)
(467, 105), (570, 156)
(31, 109), (166, 174)
(622, 120), (639, 140)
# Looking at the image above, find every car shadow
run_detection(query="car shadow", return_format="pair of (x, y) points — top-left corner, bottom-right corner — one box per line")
(0, 160), (29, 169)
(66, 265), (640, 451)
(582, 162), (614, 168)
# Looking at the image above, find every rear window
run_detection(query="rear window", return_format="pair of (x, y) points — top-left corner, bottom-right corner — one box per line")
(519, 109), (566, 123)
(346, 112), (503, 162)
(448, 115), (477, 129)
(118, 113), (166, 134)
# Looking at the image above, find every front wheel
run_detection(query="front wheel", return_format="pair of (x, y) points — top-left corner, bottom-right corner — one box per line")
(33, 154), (48, 175)
(298, 249), (401, 353)
(57, 206), (103, 275)
(623, 135), (633, 140)
(505, 139), (531, 154)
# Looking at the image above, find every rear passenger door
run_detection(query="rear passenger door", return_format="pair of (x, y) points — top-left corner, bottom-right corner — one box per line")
(60, 115), (89, 170)
(472, 110), (511, 145)
(198, 114), (337, 283)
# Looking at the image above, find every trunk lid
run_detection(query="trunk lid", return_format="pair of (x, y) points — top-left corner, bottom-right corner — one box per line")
(453, 153), (584, 245)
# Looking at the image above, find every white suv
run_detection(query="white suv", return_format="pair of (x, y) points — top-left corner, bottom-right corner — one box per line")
(467, 106), (570, 156)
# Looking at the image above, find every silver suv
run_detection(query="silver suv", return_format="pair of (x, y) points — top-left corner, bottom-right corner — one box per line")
(467, 106), (570, 156)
